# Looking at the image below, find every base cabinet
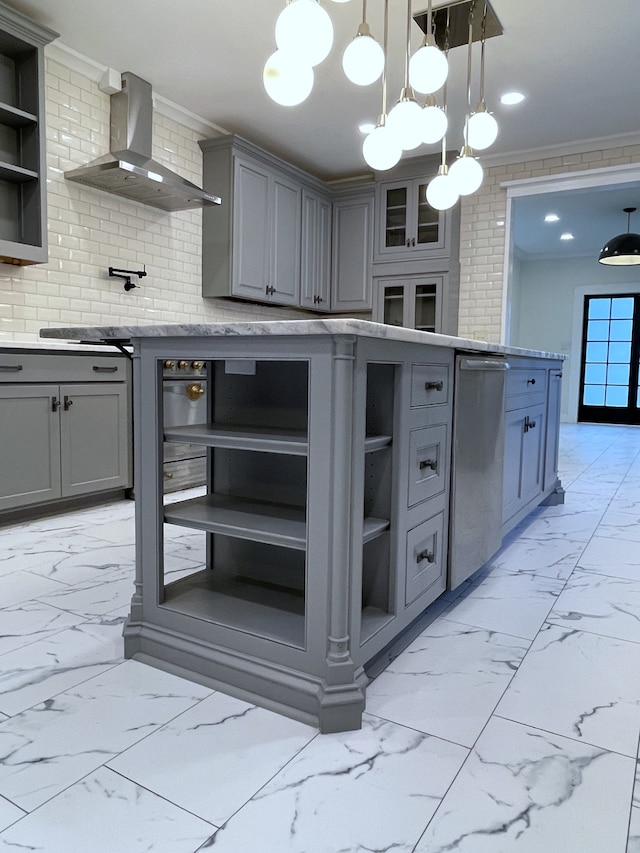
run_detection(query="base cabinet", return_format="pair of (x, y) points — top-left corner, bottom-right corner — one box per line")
(502, 357), (563, 532)
(0, 353), (131, 513)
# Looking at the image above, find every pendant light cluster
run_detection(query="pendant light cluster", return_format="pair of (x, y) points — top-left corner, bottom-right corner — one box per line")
(263, 0), (501, 209)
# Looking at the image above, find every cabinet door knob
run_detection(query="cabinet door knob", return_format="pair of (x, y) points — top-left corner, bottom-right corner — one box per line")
(51, 396), (61, 412)
(424, 380), (444, 391)
(187, 383), (205, 401)
(527, 377), (536, 385)
(416, 549), (435, 564)
(63, 396), (73, 410)
(411, 237), (416, 247)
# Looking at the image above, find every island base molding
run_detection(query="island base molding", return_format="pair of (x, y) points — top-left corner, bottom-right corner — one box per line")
(123, 622), (367, 733)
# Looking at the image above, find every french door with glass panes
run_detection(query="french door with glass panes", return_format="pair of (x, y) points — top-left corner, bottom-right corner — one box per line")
(578, 294), (640, 424)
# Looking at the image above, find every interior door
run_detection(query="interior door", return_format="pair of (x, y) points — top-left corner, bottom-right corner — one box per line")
(578, 294), (640, 425)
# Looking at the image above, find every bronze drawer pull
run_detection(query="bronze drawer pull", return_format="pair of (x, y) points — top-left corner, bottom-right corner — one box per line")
(424, 380), (444, 391)
(0, 364), (23, 371)
(526, 377), (536, 385)
(416, 549), (435, 564)
(419, 458), (437, 471)
(93, 365), (118, 373)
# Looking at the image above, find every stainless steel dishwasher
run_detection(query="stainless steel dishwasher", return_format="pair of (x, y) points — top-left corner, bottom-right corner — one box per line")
(449, 355), (510, 589)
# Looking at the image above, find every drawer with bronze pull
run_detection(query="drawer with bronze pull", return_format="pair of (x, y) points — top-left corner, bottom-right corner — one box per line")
(407, 423), (447, 507)
(0, 352), (126, 383)
(410, 363), (450, 407)
(405, 511), (445, 606)
(505, 366), (546, 411)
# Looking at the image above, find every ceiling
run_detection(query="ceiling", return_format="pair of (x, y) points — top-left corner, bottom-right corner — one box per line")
(5, 0), (640, 260)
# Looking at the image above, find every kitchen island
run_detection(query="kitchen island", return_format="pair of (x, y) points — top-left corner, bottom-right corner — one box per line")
(40, 320), (564, 732)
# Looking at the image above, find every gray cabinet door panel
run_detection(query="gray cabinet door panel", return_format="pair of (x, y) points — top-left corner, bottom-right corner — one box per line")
(0, 385), (61, 510)
(271, 174), (301, 305)
(233, 158), (271, 299)
(331, 194), (373, 312)
(59, 383), (130, 496)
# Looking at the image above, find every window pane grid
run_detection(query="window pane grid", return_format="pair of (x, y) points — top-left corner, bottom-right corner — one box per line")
(582, 296), (636, 408)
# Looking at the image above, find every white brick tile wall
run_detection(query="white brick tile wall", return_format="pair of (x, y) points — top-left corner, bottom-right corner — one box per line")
(457, 143), (640, 343)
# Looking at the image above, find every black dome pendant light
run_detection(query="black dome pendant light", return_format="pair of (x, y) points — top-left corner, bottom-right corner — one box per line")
(598, 206), (640, 265)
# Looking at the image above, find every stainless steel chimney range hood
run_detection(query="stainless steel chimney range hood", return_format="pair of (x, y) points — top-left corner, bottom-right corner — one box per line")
(65, 72), (221, 212)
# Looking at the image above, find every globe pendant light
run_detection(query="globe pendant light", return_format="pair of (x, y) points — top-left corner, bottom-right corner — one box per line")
(263, 49), (314, 106)
(466, 2), (498, 150)
(448, 3), (484, 196)
(409, 0), (448, 94)
(342, 1), (384, 86)
(427, 163), (459, 210)
(362, 0), (401, 171)
(598, 207), (640, 265)
(387, 0), (424, 151)
(422, 94), (447, 144)
(275, 0), (334, 68)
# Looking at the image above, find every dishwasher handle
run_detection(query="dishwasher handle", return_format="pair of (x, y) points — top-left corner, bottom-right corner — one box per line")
(458, 358), (510, 371)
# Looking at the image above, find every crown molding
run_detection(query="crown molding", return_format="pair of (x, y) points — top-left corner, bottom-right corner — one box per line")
(482, 131), (640, 169)
(46, 41), (228, 138)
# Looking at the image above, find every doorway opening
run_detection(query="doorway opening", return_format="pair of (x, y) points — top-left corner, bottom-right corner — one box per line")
(578, 294), (640, 424)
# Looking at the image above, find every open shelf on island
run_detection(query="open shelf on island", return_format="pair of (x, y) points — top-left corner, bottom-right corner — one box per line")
(164, 423), (309, 455)
(164, 494), (307, 550)
(162, 567), (305, 648)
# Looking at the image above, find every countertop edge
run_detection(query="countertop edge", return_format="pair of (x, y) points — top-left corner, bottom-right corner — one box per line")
(39, 319), (567, 361)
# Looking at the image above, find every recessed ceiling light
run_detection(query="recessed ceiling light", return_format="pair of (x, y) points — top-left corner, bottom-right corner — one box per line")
(544, 213), (560, 222)
(358, 122), (376, 134)
(560, 232), (574, 240)
(501, 91), (525, 106)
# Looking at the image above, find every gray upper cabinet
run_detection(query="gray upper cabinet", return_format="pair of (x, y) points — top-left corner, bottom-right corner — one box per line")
(300, 186), (331, 312)
(0, 3), (57, 265)
(202, 140), (301, 306)
(330, 191), (374, 313)
(374, 177), (448, 263)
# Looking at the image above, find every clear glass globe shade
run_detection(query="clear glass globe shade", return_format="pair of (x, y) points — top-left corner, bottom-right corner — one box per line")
(467, 111), (499, 150)
(263, 50), (314, 107)
(422, 104), (447, 144)
(387, 99), (424, 151)
(409, 44), (448, 94)
(362, 125), (402, 171)
(448, 155), (484, 195)
(275, 0), (334, 67)
(426, 173), (459, 210)
(342, 35), (384, 86)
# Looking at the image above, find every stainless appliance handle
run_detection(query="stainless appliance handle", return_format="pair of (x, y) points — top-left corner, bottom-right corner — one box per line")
(458, 358), (510, 371)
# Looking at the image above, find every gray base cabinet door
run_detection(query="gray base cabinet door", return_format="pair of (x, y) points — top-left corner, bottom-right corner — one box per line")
(59, 383), (130, 496)
(0, 385), (61, 511)
(503, 402), (546, 523)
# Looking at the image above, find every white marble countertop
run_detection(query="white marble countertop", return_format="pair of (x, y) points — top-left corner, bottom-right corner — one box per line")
(40, 319), (566, 361)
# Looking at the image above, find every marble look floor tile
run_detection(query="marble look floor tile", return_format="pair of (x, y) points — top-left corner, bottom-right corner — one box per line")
(81, 516), (135, 545)
(0, 601), (83, 657)
(576, 535), (640, 579)
(413, 716), (635, 853)
(206, 714), (468, 853)
(0, 571), (66, 609)
(0, 767), (214, 853)
(108, 692), (316, 826)
(0, 659), (211, 811)
(515, 507), (604, 543)
(365, 618), (529, 747)
(496, 623), (640, 756)
(0, 615), (126, 716)
(597, 510), (640, 543)
(0, 795), (23, 834)
(35, 566), (135, 618)
(548, 569), (640, 644)
(628, 765), (640, 853)
(487, 535), (583, 581)
(0, 533), (118, 580)
(16, 541), (136, 585)
(442, 570), (565, 640)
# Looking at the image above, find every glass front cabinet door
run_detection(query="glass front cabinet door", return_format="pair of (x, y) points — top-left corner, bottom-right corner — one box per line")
(373, 275), (446, 333)
(374, 178), (448, 262)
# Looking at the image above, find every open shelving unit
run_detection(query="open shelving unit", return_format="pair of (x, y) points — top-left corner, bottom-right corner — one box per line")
(0, 5), (57, 264)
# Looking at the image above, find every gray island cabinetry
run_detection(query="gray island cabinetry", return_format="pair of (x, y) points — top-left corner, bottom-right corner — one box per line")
(40, 320), (563, 732)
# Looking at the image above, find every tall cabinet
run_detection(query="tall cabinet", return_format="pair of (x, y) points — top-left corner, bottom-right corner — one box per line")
(0, 3), (57, 265)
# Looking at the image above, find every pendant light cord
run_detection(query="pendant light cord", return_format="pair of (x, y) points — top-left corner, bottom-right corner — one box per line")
(404, 0), (411, 89)
(478, 1), (487, 104)
(381, 0), (389, 117)
(463, 0), (476, 147)
(440, 5), (451, 168)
